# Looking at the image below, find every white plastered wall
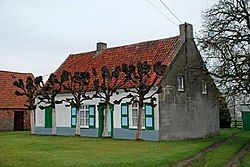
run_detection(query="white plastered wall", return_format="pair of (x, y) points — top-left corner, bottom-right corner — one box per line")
(35, 88), (159, 130)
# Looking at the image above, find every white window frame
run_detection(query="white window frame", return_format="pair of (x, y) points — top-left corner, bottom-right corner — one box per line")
(80, 105), (89, 128)
(129, 102), (145, 129)
(177, 75), (185, 92)
(202, 80), (208, 95)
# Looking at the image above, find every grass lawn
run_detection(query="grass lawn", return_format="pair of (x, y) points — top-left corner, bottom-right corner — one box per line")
(241, 149), (250, 167)
(0, 129), (245, 167)
(190, 129), (250, 167)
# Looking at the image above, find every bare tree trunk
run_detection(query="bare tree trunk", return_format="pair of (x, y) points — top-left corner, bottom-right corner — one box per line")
(76, 106), (81, 136)
(30, 109), (35, 134)
(52, 107), (56, 135)
(136, 100), (143, 141)
(102, 103), (109, 137)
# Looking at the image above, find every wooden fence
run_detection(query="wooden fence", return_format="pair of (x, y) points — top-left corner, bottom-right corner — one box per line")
(231, 120), (243, 129)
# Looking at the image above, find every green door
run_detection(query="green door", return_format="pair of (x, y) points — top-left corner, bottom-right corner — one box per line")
(98, 104), (104, 137)
(242, 112), (250, 131)
(98, 104), (114, 138)
(45, 107), (52, 128)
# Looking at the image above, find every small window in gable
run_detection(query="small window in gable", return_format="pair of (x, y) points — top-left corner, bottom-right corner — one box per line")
(202, 80), (208, 95)
(177, 75), (185, 92)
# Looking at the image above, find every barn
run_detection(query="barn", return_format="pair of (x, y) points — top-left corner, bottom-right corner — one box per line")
(0, 71), (32, 131)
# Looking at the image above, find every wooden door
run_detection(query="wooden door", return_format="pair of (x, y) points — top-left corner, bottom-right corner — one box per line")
(45, 107), (52, 128)
(98, 104), (104, 137)
(14, 111), (24, 131)
(242, 112), (250, 131)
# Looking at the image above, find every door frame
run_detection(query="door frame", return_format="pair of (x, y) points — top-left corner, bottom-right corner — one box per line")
(98, 104), (114, 138)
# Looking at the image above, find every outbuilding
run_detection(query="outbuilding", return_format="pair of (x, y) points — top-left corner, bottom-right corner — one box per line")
(241, 104), (250, 131)
(0, 71), (32, 131)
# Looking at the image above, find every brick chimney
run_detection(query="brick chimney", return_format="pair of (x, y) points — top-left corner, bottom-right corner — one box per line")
(179, 23), (193, 41)
(96, 42), (107, 52)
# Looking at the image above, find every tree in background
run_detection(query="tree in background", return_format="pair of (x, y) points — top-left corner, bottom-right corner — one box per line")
(114, 61), (167, 140)
(198, 0), (249, 103)
(13, 76), (39, 134)
(219, 94), (232, 128)
(60, 70), (91, 136)
(92, 66), (123, 137)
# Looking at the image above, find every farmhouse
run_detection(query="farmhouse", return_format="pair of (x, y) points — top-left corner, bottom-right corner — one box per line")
(0, 71), (32, 131)
(35, 23), (220, 141)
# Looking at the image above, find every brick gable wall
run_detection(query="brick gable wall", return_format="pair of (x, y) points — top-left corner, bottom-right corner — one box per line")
(0, 109), (30, 131)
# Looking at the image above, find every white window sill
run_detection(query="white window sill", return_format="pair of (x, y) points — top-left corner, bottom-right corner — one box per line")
(80, 126), (89, 129)
(129, 126), (145, 130)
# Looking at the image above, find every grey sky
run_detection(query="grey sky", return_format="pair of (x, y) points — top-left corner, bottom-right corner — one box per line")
(0, 0), (215, 76)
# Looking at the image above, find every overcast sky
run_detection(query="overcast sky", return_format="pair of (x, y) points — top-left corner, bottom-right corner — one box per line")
(0, 0), (215, 76)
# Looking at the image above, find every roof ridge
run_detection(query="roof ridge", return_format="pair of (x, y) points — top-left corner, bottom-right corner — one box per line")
(71, 35), (179, 56)
(0, 70), (33, 75)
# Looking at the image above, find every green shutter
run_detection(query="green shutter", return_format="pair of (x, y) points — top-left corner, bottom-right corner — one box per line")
(145, 104), (154, 130)
(71, 107), (77, 128)
(45, 107), (52, 128)
(89, 105), (95, 128)
(121, 103), (129, 129)
(109, 104), (114, 138)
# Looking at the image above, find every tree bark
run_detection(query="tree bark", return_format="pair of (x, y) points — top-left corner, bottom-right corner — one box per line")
(76, 106), (81, 136)
(52, 107), (56, 135)
(135, 100), (143, 141)
(102, 103), (109, 137)
(30, 109), (35, 134)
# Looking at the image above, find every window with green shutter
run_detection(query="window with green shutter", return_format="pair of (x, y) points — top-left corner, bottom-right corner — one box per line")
(71, 107), (77, 128)
(145, 104), (154, 130)
(121, 103), (129, 129)
(89, 105), (95, 128)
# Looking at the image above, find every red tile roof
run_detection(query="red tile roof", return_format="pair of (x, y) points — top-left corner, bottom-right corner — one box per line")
(0, 71), (34, 109)
(55, 36), (182, 90)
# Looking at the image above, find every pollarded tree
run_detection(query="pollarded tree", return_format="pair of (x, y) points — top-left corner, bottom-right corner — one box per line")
(60, 70), (91, 136)
(198, 0), (250, 101)
(114, 61), (167, 140)
(35, 73), (65, 135)
(13, 76), (39, 134)
(92, 66), (123, 137)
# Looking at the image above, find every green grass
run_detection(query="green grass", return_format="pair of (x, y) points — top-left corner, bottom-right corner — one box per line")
(0, 129), (243, 167)
(190, 129), (250, 167)
(240, 148), (250, 167)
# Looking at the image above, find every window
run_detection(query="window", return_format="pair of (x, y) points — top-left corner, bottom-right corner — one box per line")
(121, 103), (129, 128)
(71, 107), (77, 128)
(202, 80), (208, 95)
(130, 102), (145, 129)
(177, 75), (185, 92)
(71, 105), (95, 128)
(80, 105), (89, 128)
